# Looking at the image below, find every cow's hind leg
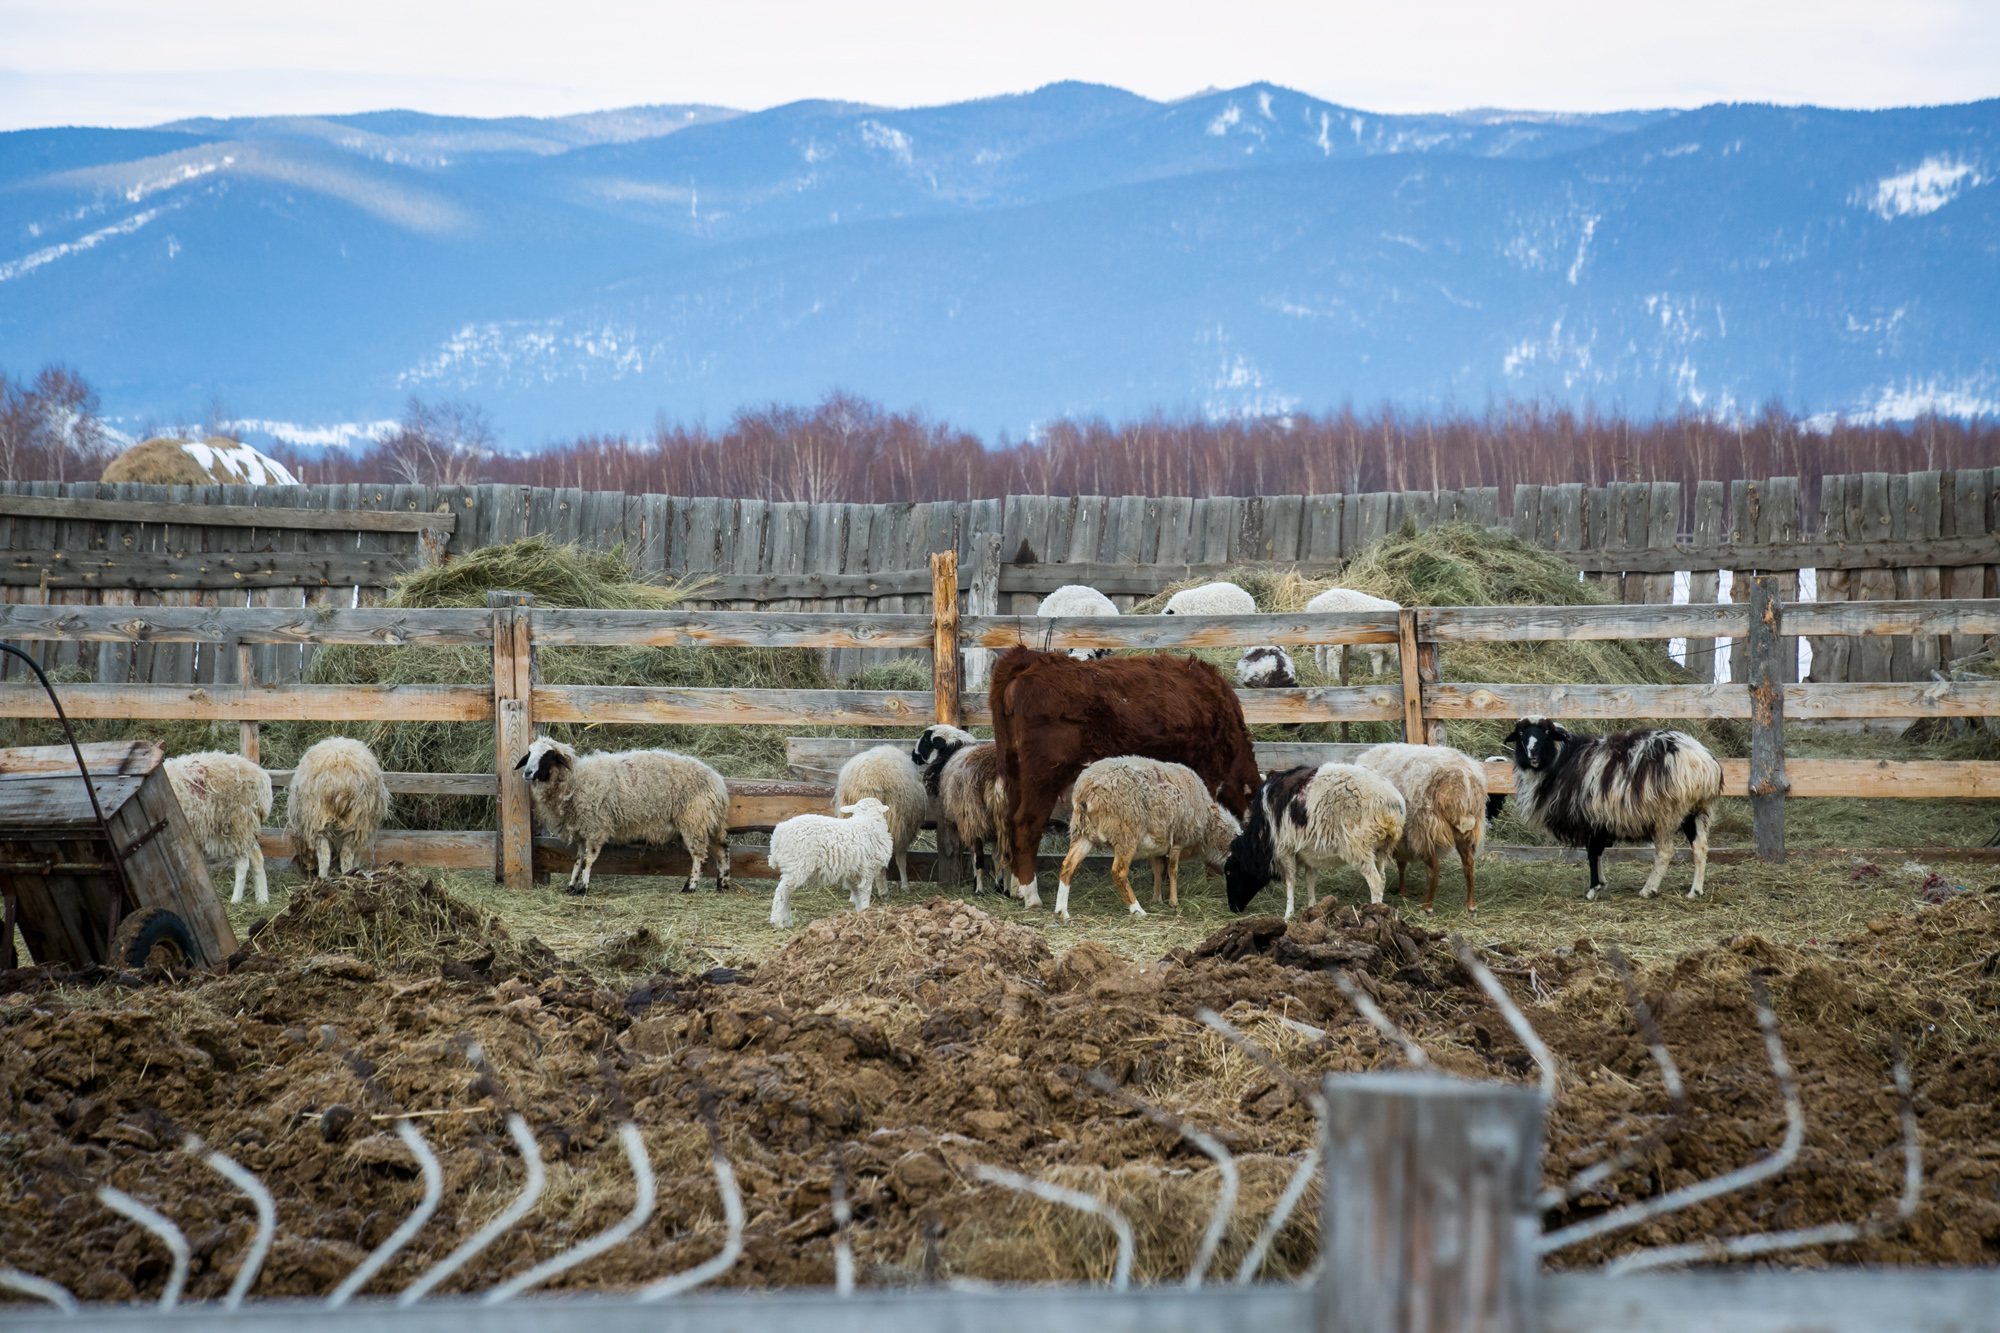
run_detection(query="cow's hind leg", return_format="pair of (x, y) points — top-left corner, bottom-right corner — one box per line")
(1007, 786), (1062, 909)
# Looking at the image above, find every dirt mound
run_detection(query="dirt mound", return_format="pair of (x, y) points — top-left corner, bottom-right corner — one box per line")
(245, 868), (512, 975)
(2, 894), (1997, 1306)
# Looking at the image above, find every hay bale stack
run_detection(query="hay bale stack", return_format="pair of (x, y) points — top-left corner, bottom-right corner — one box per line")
(102, 437), (298, 486)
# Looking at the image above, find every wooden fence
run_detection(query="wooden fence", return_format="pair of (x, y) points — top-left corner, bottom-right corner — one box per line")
(0, 576), (1993, 893)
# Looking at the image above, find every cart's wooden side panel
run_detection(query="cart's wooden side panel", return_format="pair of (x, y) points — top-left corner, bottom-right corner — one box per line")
(116, 766), (237, 964)
(0, 774), (146, 967)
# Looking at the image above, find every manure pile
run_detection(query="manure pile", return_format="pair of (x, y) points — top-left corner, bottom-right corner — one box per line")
(2, 889), (1996, 1304)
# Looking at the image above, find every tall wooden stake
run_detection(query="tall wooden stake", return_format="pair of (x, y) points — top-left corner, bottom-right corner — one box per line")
(1748, 574), (1788, 862)
(1319, 1071), (1543, 1333)
(489, 591), (536, 891)
(964, 531), (1002, 692)
(931, 549), (960, 727)
(1397, 608), (1426, 743)
(236, 643), (259, 764)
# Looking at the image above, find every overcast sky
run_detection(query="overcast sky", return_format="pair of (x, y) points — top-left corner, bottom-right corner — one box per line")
(3, 0), (1996, 131)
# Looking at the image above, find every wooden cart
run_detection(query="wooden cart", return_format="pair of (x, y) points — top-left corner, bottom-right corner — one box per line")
(0, 740), (237, 972)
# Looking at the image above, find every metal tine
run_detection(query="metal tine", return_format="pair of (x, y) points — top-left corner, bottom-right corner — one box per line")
(973, 1164), (1135, 1291)
(1453, 937), (1557, 1103)
(1604, 1045), (1922, 1275)
(484, 1122), (655, 1303)
(329, 1120), (443, 1307)
(1539, 973), (1804, 1256)
(830, 1146), (856, 1298)
(636, 1115), (746, 1302)
(1233, 1146), (1319, 1286)
(399, 1113), (545, 1304)
(1086, 1070), (1238, 1289)
(96, 1187), (189, 1308)
(183, 1134), (276, 1309)
(0, 1268), (78, 1314)
(1540, 947), (1687, 1210)
(1193, 1007), (1325, 1114)
(1330, 969), (1431, 1069)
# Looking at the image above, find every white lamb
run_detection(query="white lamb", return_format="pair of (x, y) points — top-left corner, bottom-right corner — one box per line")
(1305, 587), (1401, 680)
(164, 751), (274, 904)
(1162, 581), (1256, 616)
(1037, 584), (1121, 659)
(286, 737), (391, 879)
(833, 744), (927, 897)
(768, 798), (895, 927)
(515, 737), (731, 895)
(1223, 763), (1407, 919)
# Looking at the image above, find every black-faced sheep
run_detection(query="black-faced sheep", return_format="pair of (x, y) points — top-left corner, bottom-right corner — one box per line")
(1036, 584), (1120, 659)
(767, 798), (894, 927)
(833, 744), (927, 896)
(912, 724), (1008, 896)
(514, 738), (730, 896)
(1054, 756), (1241, 921)
(287, 737), (390, 878)
(1355, 743), (1488, 914)
(164, 751), (273, 903)
(1501, 717), (1722, 901)
(1224, 763), (1406, 919)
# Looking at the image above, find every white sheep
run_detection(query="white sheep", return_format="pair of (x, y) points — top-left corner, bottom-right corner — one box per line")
(834, 744), (927, 897)
(515, 737), (731, 895)
(1037, 584), (1121, 659)
(768, 798), (895, 927)
(286, 737), (391, 879)
(1223, 763), (1406, 919)
(1235, 645), (1297, 688)
(1305, 587), (1401, 680)
(164, 751), (274, 904)
(1054, 756), (1241, 922)
(1356, 743), (1489, 915)
(1162, 581), (1256, 616)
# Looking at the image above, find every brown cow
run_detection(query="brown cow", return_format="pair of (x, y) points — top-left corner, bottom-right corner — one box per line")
(990, 647), (1260, 906)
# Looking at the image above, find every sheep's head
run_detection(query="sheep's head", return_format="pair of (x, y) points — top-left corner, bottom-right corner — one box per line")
(1504, 716), (1569, 772)
(515, 737), (575, 784)
(910, 724), (977, 769)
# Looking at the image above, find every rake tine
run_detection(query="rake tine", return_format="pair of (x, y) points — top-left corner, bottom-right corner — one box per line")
(399, 1113), (546, 1304)
(636, 1117), (746, 1301)
(973, 1164), (1134, 1291)
(831, 1145), (856, 1297)
(1540, 948), (1687, 1210)
(1233, 1146), (1320, 1286)
(1330, 969), (1431, 1069)
(96, 1187), (189, 1309)
(329, 1120), (443, 1307)
(484, 1123), (654, 1303)
(1453, 937), (1556, 1103)
(184, 1135), (276, 1310)
(1087, 1070), (1238, 1289)
(1540, 973), (1804, 1257)
(0, 1269), (77, 1314)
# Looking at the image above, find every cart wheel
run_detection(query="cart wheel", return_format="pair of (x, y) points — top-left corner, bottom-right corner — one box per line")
(108, 907), (196, 970)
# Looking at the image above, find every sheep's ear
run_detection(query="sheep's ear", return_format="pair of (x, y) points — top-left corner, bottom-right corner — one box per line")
(513, 751), (532, 770)
(837, 802), (858, 814)
(1547, 724), (1572, 743)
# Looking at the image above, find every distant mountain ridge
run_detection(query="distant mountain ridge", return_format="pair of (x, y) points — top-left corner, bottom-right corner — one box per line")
(0, 82), (1993, 447)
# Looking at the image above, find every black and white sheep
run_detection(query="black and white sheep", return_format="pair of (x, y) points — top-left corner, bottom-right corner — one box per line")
(1235, 645), (1297, 689)
(912, 723), (1073, 900)
(1501, 717), (1722, 901)
(1223, 763), (1406, 919)
(1036, 585), (1121, 659)
(514, 738), (731, 896)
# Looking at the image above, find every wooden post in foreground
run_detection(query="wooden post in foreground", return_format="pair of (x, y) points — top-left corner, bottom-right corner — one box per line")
(489, 591), (536, 891)
(932, 549), (964, 888)
(1748, 575), (1788, 862)
(1397, 608), (1426, 743)
(236, 643), (259, 764)
(1319, 1071), (1544, 1333)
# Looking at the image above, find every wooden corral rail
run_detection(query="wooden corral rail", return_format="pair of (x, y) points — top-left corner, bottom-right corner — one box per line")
(0, 492), (457, 533)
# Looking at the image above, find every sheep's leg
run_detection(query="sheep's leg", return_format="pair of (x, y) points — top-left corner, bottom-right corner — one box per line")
(1457, 836), (1478, 915)
(1584, 834), (1612, 900)
(1422, 855), (1440, 914)
(1111, 848), (1144, 917)
(675, 821), (709, 894)
(1638, 822), (1677, 898)
(1148, 856), (1168, 904)
(1359, 855), (1388, 906)
(1280, 856), (1297, 921)
(251, 848), (270, 905)
(711, 827), (732, 893)
(1165, 848), (1182, 908)
(1303, 863), (1318, 910)
(1054, 836), (1093, 922)
(230, 854), (251, 904)
(568, 842), (603, 895)
(338, 837), (361, 876)
(315, 836), (334, 881)
(971, 842), (987, 896)
(854, 872), (874, 913)
(1686, 807), (1712, 899)
(770, 873), (801, 928)
(1394, 858), (1408, 897)
(895, 847), (909, 895)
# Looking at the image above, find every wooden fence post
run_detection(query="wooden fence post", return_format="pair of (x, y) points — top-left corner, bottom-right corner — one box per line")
(965, 532), (1002, 692)
(1397, 608), (1426, 743)
(931, 550), (960, 726)
(489, 591), (536, 891)
(236, 643), (259, 764)
(1748, 575), (1789, 862)
(1319, 1071), (1544, 1333)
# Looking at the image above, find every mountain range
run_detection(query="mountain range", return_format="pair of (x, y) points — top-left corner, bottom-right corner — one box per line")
(0, 82), (1995, 447)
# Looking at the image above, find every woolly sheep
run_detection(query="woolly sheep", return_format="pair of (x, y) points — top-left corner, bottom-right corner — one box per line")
(1356, 743), (1489, 915)
(911, 724), (1073, 900)
(1236, 645), (1297, 689)
(1054, 756), (1241, 922)
(1162, 581), (1256, 616)
(1305, 587), (1401, 680)
(514, 737), (730, 896)
(164, 751), (274, 904)
(1224, 763), (1406, 920)
(1502, 717), (1722, 901)
(834, 744), (927, 897)
(1036, 584), (1121, 659)
(286, 737), (391, 879)
(767, 798), (895, 927)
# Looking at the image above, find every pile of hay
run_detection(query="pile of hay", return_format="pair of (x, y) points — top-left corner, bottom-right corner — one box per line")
(247, 867), (504, 972)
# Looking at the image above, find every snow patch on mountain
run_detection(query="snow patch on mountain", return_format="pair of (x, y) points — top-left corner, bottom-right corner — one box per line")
(1869, 156), (1989, 218)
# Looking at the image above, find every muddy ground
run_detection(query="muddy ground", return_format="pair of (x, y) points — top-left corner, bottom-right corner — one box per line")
(2, 873), (1998, 1303)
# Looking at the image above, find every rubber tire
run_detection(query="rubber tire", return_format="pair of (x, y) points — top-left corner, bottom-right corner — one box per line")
(108, 907), (196, 970)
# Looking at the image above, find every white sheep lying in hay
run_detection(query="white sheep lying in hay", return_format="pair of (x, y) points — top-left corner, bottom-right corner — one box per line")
(1356, 742), (1489, 915)
(1036, 584), (1121, 659)
(833, 744), (927, 896)
(515, 737), (731, 895)
(286, 737), (390, 879)
(768, 798), (894, 927)
(1224, 763), (1406, 919)
(164, 751), (274, 903)
(1054, 756), (1241, 921)
(1162, 581), (1256, 616)
(1305, 586), (1401, 680)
